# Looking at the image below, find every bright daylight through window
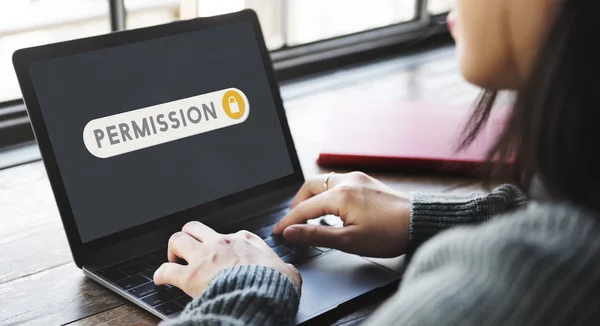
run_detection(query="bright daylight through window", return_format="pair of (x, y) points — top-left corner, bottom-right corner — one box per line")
(0, 0), (451, 103)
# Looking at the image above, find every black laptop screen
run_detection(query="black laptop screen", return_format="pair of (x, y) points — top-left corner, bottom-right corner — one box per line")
(28, 21), (294, 243)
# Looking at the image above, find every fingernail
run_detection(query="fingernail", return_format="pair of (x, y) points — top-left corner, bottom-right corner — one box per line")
(272, 224), (280, 234)
(284, 226), (300, 241)
(153, 265), (162, 281)
(170, 232), (181, 242)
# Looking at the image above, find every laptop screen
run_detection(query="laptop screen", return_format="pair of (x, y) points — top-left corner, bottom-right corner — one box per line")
(28, 21), (295, 243)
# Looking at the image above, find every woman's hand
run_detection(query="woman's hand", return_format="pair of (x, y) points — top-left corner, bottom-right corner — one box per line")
(272, 172), (411, 258)
(153, 221), (302, 298)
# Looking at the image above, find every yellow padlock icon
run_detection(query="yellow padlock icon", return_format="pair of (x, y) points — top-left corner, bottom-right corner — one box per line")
(228, 96), (240, 114)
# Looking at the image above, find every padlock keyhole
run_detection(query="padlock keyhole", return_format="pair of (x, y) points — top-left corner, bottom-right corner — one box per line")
(228, 96), (240, 114)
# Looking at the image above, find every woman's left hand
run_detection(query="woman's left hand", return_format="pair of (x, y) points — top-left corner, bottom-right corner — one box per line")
(153, 221), (302, 298)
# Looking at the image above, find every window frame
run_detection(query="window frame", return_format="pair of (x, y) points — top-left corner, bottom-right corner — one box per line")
(0, 0), (450, 153)
(0, 100), (32, 149)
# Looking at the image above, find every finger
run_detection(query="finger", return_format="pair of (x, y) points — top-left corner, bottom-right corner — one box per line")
(168, 231), (202, 263)
(282, 224), (355, 249)
(274, 191), (339, 234)
(290, 173), (341, 208)
(289, 178), (321, 209)
(182, 221), (219, 243)
(235, 230), (261, 242)
(153, 262), (187, 288)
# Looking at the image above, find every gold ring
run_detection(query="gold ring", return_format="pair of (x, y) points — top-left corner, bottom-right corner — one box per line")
(324, 172), (335, 191)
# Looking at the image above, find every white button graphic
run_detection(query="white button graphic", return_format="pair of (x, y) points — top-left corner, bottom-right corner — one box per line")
(83, 88), (249, 158)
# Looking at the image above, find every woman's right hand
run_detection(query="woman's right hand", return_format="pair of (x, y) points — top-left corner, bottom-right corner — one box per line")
(272, 172), (411, 258)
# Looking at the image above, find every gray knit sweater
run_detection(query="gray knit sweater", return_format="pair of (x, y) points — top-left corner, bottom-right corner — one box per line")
(164, 184), (600, 325)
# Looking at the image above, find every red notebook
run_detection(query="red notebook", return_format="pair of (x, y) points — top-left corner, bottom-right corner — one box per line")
(316, 101), (508, 175)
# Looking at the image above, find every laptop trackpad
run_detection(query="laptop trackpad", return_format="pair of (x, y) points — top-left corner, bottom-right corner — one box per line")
(296, 250), (399, 318)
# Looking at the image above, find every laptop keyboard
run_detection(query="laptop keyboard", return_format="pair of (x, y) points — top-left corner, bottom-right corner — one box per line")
(96, 208), (330, 316)
(97, 249), (191, 316)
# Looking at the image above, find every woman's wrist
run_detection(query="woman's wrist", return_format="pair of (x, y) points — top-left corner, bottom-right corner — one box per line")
(393, 194), (411, 254)
(183, 265), (299, 314)
(164, 265), (299, 326)
(407, 185), (527, 253)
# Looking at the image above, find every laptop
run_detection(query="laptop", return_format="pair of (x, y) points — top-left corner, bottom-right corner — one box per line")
(12, 9), (401, 324)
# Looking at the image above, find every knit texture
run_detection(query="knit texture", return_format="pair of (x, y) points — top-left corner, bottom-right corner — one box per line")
(365, 203), (600, 325)
(409, 184), (527, 253)
(163, 265), (299, 326)
(166, 186), (600, 326)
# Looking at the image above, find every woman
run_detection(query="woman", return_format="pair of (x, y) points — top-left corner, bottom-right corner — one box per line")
(155, 0), (600, 324)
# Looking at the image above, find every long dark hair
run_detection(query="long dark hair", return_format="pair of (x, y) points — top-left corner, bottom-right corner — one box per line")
(461, 0), (600, 211)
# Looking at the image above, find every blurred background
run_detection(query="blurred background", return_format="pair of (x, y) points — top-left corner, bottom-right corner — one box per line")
(0, 0), (451, 103)
(0, 0), (454, 163)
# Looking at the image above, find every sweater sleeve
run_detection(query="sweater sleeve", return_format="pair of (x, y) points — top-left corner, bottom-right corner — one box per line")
(162, 265), (299, 326)
(408, 183), (526, 253)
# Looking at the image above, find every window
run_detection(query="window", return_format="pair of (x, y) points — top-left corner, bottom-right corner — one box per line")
(0, 1), (110, 103)
(124, 0), (286, 50)
(1, 0), (452, 103)
(428, 0), (452, 15)
(124, 0), (442, 49)
(285, 0), (416, 46)
(0, 0), (452, 154)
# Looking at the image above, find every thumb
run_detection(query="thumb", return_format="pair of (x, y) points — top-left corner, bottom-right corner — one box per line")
(282, 224), (352, 249)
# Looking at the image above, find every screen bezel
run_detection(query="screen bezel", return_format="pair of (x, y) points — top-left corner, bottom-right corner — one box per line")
(12, 9), (304, 267)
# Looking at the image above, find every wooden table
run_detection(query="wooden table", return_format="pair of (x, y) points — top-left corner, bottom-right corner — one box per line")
(0, 46), (483, 325)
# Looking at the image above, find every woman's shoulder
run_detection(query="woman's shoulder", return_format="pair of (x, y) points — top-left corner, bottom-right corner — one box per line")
(489, 202), (600, 237)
